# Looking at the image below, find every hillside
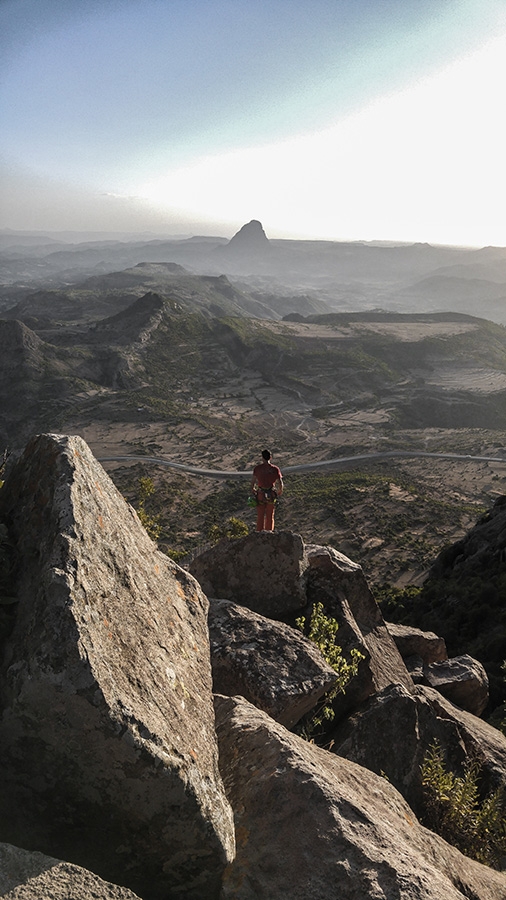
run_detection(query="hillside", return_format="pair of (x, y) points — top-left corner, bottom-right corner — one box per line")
(2, 225), (506, 324)
(1, 302), (506, 590)
(1, 263), (295, 324)
(384, 496), (506, 712)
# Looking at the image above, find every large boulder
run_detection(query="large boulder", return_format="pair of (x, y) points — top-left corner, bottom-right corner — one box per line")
(193, 537), (413, 725)
(208, 598), (337, 728)
(425, 654), (489, 716)
(0, 434), (235, 900)
(330, 683), (506, 814)
(190, 531), (308, 617)
(215, 694), (506, 900)
(0, 842), (141, 899)
(305, 545), (413, 718)
(386, 622), (448, 664)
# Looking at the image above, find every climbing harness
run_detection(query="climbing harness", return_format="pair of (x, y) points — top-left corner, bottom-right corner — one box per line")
(256, 488), (277, 505)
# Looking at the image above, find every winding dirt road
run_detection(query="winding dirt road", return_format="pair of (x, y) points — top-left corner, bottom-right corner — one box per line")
(97, 450), (506, 480)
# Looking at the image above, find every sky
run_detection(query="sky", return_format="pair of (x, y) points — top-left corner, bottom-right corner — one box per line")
(1, 0), (506, 245)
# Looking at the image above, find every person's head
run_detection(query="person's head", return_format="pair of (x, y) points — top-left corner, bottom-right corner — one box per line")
(261, 449), (271, 461)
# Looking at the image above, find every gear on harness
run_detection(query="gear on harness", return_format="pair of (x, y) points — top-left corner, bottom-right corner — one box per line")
(257, 487), (277, 504)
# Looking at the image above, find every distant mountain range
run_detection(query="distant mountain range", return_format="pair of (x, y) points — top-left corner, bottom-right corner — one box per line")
(2, 221), (506, 325)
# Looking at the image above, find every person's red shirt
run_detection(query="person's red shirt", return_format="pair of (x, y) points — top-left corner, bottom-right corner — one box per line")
(253, 461), (282, 489)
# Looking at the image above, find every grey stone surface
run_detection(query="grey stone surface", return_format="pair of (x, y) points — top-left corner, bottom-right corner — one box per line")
(425, 654), (489, 716)
(0, 842), (141, 899)
(209, 598), (337, 728)
(387, 621), (448, 664)
(215, 694), (506, 900)
(305, 544), (413, 719)
(0, 434), (235, 900)
(190, 531), (308, 617)
(331, 682), (506, 814)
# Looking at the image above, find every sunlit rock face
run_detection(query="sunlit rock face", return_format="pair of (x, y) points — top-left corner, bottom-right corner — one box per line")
(0, 433), (235, 900)
(0, 841), (143, 900)
(215, 693), (506, 900)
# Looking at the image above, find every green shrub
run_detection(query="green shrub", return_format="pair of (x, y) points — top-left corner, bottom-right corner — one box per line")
(165, 548), (188, 563)
(208, 517), (249, 543)
(135, 477), (161, 541)
(421, 741), (506, 868)
(295, 602), (363, 741)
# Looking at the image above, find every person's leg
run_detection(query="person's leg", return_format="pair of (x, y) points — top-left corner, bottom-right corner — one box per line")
(264, 502), (275, 531)
(256, 502), (265, 531)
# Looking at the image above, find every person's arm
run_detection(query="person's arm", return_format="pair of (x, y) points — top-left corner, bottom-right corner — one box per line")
(276, 473), (283, 496)
(250, 474), (258, 492)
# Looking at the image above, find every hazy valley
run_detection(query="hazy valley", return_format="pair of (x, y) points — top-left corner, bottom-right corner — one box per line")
(3, 221), (506, 324)
(2, 223), (506, 597)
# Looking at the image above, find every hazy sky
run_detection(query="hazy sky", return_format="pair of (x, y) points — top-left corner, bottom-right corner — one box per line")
(2, 0), (506, 244)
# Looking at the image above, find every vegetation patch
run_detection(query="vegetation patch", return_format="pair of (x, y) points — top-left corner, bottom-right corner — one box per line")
(294, 602), (363, 741)
(421, 741), (506, 869)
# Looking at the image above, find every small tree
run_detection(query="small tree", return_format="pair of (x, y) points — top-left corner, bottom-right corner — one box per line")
(295, 602), (363, 741)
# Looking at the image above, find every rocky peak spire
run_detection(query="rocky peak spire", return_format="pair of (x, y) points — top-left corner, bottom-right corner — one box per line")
(226, 219), (270, 252)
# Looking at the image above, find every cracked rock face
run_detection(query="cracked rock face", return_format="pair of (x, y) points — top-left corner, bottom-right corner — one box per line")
(0, 434), (234, 900)
(214, 694), (506, 900)
(208, 598), (337, 728)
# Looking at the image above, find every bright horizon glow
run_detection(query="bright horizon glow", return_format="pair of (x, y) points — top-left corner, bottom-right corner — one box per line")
(137, 34), (506, 246)
(2, 0), (506, 246)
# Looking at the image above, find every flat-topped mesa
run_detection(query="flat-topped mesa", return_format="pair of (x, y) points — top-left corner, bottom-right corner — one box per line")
(0, 433), (235, 900)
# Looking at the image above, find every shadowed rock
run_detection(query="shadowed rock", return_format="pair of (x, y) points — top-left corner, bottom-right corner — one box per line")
(425, 654), (489, 716)
(0, 842), (141, 899)
(215, 694), (506, 900)
(387, 622), (448, 664)
(208, 598), (337, 727)
(190, 531), (308, 617)
(0, 434), (234, 900)
(330, 683), (506, 814)
(305, 545), (413, 718)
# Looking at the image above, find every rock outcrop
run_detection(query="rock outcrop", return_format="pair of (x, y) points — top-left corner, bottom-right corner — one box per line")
(425, 654), (489, 716)
(396, 494), (506, 711)
(1, 432), (505, 900)
(190, 531), (308, 617)
(387, 624), (489, 713)
(305, 544), (413, 716)
(215, 694), (506, 900)
(191, 536), (412, 725)
(224, 219), (271, 254)
(208, 598), (337, 727)
(0, 842), (142, 899)
(330, 682), (506, 813)
(386, 622), (448, 664)
(0, 434), (234, 900)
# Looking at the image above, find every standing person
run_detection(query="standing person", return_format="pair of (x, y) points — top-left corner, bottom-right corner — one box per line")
(251, 449), (283, 532)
